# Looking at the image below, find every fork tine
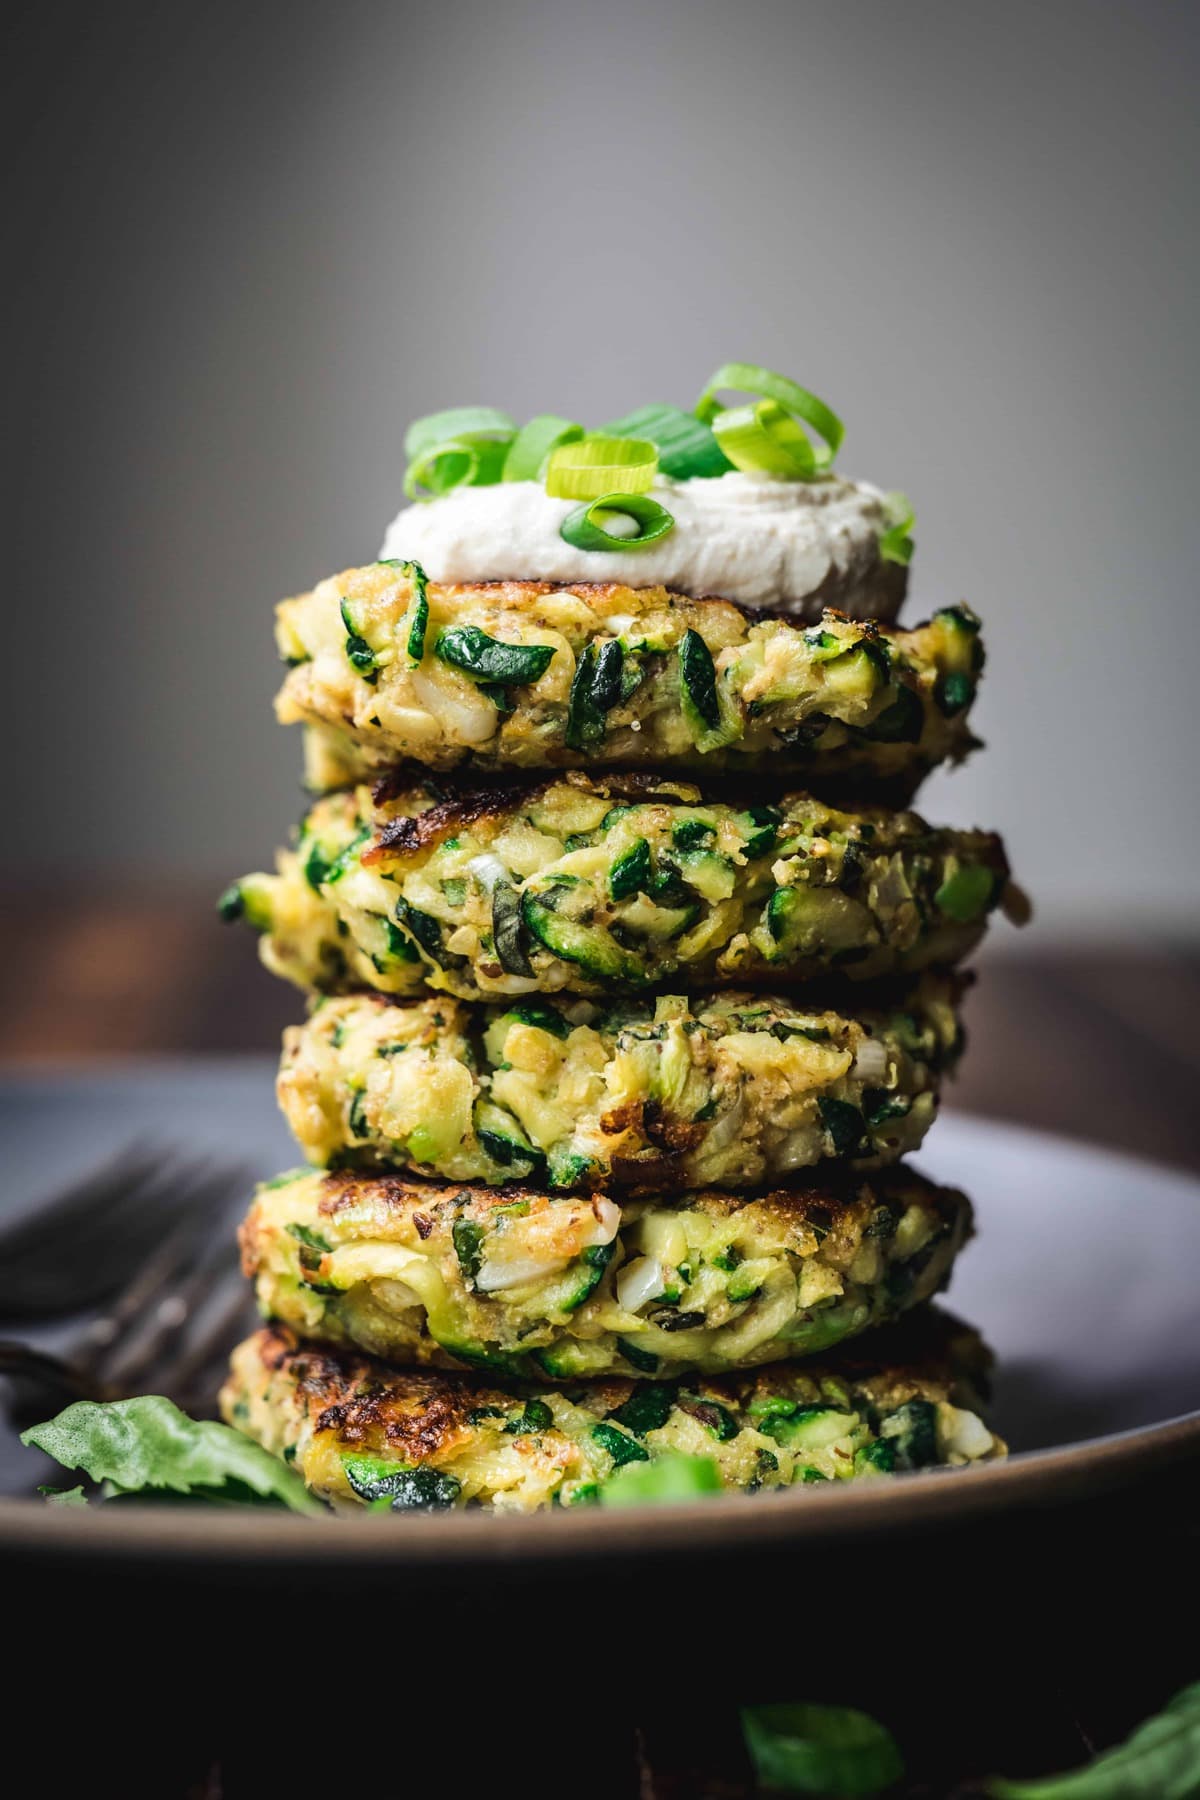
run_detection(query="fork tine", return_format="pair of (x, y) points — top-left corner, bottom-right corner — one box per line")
(0, 1153), (253, 1322)
(4, 1157), (185, 1280)
(90, 1221), (240, 1394)
(156, 1271), (258, 1412)
(77, 1214), (210, 1371)
(0, 1142), (165, 1262)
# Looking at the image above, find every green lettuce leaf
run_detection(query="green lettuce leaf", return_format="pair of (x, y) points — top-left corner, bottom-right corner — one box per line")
(989, 1682), (1200, 1799)
(21, 1396), (325, 1515)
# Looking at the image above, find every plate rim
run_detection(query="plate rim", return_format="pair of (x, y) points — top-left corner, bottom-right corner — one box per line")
(3, 1065), (1198, 1565)
(5, 1405), (1198, 1569)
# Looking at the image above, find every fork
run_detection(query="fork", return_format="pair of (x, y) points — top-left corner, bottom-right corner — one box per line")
(0, 1153), (258, 1429)
(0, 1145), (250, 1322)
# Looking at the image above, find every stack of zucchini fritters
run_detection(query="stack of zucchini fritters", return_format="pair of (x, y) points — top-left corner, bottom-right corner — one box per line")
(218, 562), (1018, 1512)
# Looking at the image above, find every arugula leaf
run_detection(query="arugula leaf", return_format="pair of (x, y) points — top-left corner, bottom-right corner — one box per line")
(22, 1397), (325, 1514)
(741, 1703), (903, 1796)
(989, 1681), (1200, 1799)
(38, 1484), (87, 1507)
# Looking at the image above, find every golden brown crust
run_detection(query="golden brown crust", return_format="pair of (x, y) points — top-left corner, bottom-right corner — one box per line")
(366, 770), (702, 862)
(274, 1163), (970, 1241)
(342, 576), (908, 628)
(246, 1302), (990, 1429)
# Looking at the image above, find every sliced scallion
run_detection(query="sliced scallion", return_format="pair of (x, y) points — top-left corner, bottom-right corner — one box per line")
(695, 362), (844, 473)
(404, 406), (516, 461)
(545, 436), (658, 500)
(503, 415), (584, 482)
(559, 493), (675, 552)
(600, 404), (731, 479)
(879, 491), (916, 564)
(711, 398), (821, 480)
(403, 407), (516, 503)
(405, 436), (510, 502)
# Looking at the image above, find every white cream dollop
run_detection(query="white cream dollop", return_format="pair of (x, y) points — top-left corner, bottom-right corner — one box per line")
(379, 472), (905, 619)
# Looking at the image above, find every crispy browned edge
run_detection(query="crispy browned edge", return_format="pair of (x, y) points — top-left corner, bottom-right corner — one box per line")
(359, 768), (1008, 883)
(298, 970), (972, 1023)
(364, 770), (702, 860)
(314, 574), (912, 632)
(239, 1301), (989, 1465)
(239, 1164), (972, 1277)
(281, 973), (970, 1190)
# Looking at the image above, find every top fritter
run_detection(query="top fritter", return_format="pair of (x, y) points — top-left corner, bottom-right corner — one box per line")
(279, 571), (981, 799)
(275, 366), (978, 795)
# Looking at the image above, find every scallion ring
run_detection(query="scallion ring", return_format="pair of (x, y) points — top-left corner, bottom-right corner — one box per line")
(711, 398), (821, 480)
(879, 491), (916, 565)
(404, 435), (512, 501)
(502, 415), (584, 482)
(403, 407), (516, 502)
(600, 404), (731, 479)
(559, 493), (675, 552)
(695, 362), (844, 472)
(403, 406), (515, 461)
(545, 436), (658, 500)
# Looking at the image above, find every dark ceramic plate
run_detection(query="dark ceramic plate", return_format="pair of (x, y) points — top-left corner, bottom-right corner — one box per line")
(1, 1060), (1197, 1577)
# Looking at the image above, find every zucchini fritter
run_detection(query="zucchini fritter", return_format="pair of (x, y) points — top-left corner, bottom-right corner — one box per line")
(220, 1309), (1004, 1513)
(279, 977), (965, 1190)
(223, 772), (1012, 1002)
(276, 567), (983, 796)
(239, 1164), (972, 1380)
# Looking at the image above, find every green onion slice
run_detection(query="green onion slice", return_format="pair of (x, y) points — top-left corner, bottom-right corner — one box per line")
(405, 435), (511, 502)
(695, 362), (844, 473)
(404, 406), (515, 461)
(712, 398), (823, 480)
(503, 415), (584, 483)
(545, 436), (658, 499)
(403, 407), (516, 503)
(878, 491), (916, 565)
(559, 493), (675, 552)
(600, 405), (731, 479)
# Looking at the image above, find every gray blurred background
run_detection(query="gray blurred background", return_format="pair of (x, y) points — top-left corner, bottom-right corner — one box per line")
(5, 0), (1199, 940)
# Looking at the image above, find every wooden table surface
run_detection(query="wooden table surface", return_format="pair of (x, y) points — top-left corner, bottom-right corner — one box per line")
(3, 891), (1198, 1174)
